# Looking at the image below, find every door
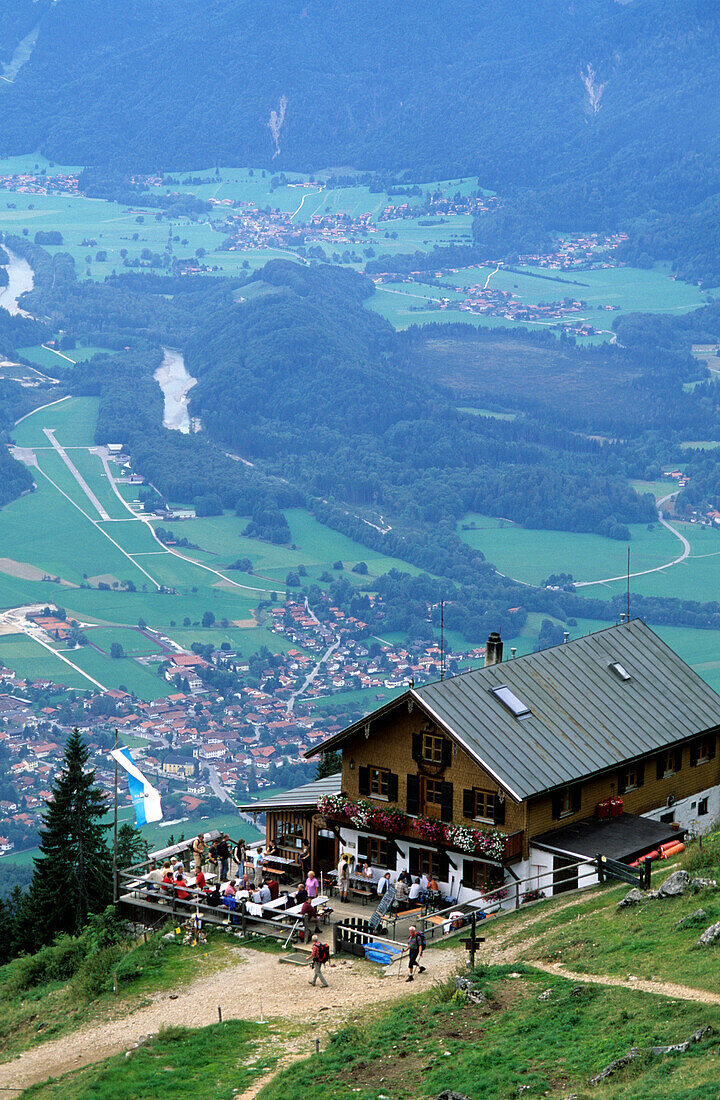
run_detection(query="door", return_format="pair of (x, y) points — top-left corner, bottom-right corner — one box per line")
(314, 829), (337, 874)
(553, 855), (578, 895)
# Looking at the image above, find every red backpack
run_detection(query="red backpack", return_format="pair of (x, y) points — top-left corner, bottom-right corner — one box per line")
(316, 942), (330, 964)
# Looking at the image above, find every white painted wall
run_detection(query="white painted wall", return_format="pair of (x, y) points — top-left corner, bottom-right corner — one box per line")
(643, 782), (720, 837)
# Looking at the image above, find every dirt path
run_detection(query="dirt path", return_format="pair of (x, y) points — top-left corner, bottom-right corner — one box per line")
(0, 890), (640, 1096)
(0, 944), (463, 1095)
(528, 959), (720, 1005)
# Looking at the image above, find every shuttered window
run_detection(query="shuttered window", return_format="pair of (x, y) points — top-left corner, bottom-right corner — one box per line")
(656, 748), (682, 780)
(690, 735), (716, 767)
(359, 766), (399, 801)
(617, 762), (644, 795)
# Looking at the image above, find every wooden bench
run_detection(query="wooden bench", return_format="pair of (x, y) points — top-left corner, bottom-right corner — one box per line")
(349, 885), (375, 905)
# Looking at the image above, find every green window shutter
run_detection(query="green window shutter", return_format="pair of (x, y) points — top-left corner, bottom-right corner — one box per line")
(358, 766), (370, 796)
(407, 774), (420, 816)
(656, 754), (665, 781)
(387, 772), (399, 802)
(442, 738), (453, 768)
(636, 762), (645, 788)
(571, 786), (581, 814)
(411, 733), (422, 762)
(463, 788), (475, 819)
(493, 794), (506, 825)
(551, 792), (562, 820)
(440, 781), (454, 823)
(709, 735), (716, 760)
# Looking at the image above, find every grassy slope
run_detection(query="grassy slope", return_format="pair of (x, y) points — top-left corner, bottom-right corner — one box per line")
(20, 1020), (275, 1100)
(500, 838), (720, 995)
(22, 964), (720, 1100)
(0, 933), (247, 1062)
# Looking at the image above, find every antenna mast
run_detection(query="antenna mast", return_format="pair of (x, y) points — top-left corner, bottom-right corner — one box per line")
(440, 600), (445, 680)
(626, 548), (631, 622)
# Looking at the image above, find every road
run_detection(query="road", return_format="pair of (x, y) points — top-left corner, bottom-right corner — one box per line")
(285, 637), (340, 716)
(207, 763), (237, 805)
(290, 186), (323, 221)
(574, 491), (690, 588)
(96, 449), (278, 596)
(483, 262), (501, 288)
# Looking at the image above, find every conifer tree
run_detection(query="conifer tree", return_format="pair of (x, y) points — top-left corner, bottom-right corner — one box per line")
(18, 729), (112, 950)
(315, 749), (342, 780)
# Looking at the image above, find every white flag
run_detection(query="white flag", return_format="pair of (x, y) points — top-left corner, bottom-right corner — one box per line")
(111, 746), (163, 826)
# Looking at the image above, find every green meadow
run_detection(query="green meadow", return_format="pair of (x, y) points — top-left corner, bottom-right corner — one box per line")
(0, 397), (434, 696)
(457, 512), (680, 587)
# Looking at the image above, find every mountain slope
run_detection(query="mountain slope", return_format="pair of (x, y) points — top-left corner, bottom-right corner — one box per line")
(0, 0), (719, 228)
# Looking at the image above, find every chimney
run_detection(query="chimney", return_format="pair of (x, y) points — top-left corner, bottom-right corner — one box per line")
(510, 647), (517, 660)
(485, 632), (503, 667)
(563, 631), (570, 644)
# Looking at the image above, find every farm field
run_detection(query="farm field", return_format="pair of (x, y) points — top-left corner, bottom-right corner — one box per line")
(457, 513), (680, 587)
(0, 159), (703, 335)
(0, 397), (437, 695)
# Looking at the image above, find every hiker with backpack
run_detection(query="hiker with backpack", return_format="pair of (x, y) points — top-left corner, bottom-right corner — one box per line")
(406, 925), (426, 981)
(308, 934), (330, 987)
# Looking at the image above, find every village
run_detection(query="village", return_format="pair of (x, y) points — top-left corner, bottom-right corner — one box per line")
(0, 594), (484, 859)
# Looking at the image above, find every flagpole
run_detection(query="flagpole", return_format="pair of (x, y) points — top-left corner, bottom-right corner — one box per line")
(113, 727), (118, 903)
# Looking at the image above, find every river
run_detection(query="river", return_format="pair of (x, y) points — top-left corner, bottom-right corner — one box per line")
(0, 248), (34, 317)
(154, 347), (198, 433)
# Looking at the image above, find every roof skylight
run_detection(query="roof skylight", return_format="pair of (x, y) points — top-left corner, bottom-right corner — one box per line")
(609, 661), (631, 681)
(491, 684), (531, 718)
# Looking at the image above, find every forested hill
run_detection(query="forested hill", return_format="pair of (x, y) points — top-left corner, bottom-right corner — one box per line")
(186, 261), (657, 539)
(1, 0), (720, 232)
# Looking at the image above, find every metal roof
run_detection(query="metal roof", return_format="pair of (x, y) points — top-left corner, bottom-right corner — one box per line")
(237, 772), (342, 813)
(308, 620), (720, 802)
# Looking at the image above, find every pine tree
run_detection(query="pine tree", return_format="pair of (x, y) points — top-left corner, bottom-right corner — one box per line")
(315, 750), (342, 780)
(116, 821), (147, 868)
(18, 729), (112, 950)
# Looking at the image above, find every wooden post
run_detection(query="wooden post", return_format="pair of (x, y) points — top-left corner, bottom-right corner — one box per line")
(113, 728), (118, 904)
(469, 914), (477, 968)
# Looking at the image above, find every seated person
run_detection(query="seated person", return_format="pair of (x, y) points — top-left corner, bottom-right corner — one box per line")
(301, 897), (321, 939)
(295, 883), (308, 905)
(393, 878), (409, 908)
(408, 877), (422, 902)
(222, 881), (237, 911)
(267, 879), (280, 901)
(194, 867), (207, 892)
(160, 863), (174, 898)
(205, 884), (222, 908)
(377, 871), (392, 897)
(419, 873), (429, 891)
(427, 876), (439, 893)
(251, 887), (263, 904)
(174, 872), (191, 901)
(396, 869), (410, 885)
(258, 882), (271, 905)
(144, 861), (164, 891)
(362, 862), (374, 881)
